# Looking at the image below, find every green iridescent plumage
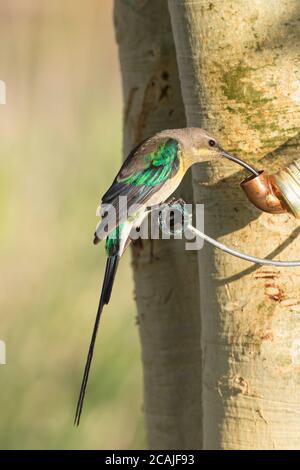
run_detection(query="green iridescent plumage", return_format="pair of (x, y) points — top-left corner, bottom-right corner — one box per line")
(120, 139), (179, 187)
(100, 138), (180, 212)
(105, 224), (124, 256)
(102, 140), (179, 257)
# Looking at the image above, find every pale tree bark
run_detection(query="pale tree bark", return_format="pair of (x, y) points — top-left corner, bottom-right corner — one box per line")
(114, 0), (202, 449)
(168, 0), (300, 449)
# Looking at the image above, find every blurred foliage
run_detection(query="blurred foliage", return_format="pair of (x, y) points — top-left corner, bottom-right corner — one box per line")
(0, 0), (144, 449)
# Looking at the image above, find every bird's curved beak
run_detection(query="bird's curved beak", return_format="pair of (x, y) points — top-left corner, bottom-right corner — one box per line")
(219, 148), (234, 159)
(219, 148), (242, 166)
(219, 148), (259, 176)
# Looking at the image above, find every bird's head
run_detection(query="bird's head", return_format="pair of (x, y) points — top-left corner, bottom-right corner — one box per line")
(184, 127), (235, 165)
(156, 127), (255, 174)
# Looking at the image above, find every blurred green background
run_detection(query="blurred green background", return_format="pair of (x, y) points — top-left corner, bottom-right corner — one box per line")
(0, 0), (144, 449)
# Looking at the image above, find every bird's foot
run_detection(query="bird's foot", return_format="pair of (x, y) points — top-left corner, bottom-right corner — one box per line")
(165, 197), (187, 208)
(165, 196), (176, 207)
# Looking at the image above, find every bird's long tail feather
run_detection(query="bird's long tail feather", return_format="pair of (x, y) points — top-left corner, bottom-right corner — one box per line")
(74, 255), (119, 426)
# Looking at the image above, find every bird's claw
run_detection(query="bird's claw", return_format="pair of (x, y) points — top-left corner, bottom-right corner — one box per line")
(165, 197), (187, 209)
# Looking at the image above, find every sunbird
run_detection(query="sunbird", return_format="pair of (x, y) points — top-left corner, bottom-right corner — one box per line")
(74, 127), (257, 425)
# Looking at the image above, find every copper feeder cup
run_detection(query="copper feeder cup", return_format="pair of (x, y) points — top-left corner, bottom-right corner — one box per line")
(241, 159), (300, 218)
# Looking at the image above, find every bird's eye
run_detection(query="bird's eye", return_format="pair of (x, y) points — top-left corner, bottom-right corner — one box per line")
(208, 139), (216, 147)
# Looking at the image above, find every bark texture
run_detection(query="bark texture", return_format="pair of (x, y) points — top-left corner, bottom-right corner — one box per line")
(168, 0), (300, 449)
(114, 0), (202, 449)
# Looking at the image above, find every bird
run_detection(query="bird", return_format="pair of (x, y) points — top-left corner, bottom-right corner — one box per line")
(74, 127), (259, 425)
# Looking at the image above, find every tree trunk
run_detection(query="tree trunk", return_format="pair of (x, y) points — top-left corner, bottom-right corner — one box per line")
(114, 0), (202, 449)
(168, 0), (300, 449)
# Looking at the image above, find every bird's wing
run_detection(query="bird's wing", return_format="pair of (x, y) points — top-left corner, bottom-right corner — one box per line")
(95, 137), (180, 241)
(103, 137), (180, 205)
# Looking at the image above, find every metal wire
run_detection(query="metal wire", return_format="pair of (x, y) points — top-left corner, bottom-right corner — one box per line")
(158, 149), (298, 267)
(187, 224), (300, 267)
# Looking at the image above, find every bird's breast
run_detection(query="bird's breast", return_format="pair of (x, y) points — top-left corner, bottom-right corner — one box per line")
(146, 165), (186, 207)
